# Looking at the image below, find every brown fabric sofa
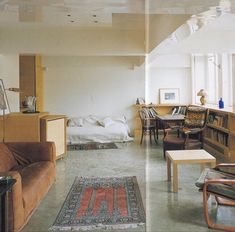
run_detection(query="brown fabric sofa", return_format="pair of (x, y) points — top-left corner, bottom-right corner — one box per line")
(0, 142), (56, 232)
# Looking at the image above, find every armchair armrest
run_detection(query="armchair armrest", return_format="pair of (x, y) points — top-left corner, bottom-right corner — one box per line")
(215, 163), (235, 169)
(5, 142), (56, 165)
(182, 127), (204, 135)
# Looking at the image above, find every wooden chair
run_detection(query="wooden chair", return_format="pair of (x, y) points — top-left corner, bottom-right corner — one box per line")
(139, 109), (158, 144)
(195, 163), (235, 231)
(163, 106), (208, 158)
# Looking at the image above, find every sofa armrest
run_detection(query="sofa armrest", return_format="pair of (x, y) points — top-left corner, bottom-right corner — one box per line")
(5, 142), (56, 165)
(0, 171), (24, 231)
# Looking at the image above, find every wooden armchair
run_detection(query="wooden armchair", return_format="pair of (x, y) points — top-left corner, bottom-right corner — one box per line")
(163, 106), (208, 158)
(195, 163), (235, 231)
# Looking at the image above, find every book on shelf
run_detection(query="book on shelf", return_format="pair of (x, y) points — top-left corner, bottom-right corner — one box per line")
(208, 113), (228, 128)
(205, 127), (228, 147)
(142, 107), (158, 118)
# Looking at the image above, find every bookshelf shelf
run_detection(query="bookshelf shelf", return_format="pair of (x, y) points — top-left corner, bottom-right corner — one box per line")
(206, 124), (229, 134)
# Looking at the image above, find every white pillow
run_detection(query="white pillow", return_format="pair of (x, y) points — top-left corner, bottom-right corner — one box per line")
(98, 117), (115, 127)
(67, 117), (83, 127)
(84, 115), (99, 125)
(112, 115), (127, 124)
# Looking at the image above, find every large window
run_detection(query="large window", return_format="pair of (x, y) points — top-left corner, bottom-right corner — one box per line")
(192, 53), (232, 107)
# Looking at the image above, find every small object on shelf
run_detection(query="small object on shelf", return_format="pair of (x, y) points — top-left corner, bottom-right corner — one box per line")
(136, 98), (140, 105)
(197, 89), (207, 105)
(219, 98), (224, 109)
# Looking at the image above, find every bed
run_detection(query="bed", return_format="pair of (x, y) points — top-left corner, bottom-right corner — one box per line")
(67, 115), (134, 144)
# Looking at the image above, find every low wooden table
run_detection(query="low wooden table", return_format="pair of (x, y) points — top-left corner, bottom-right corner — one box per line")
(166, 149), (216, 193)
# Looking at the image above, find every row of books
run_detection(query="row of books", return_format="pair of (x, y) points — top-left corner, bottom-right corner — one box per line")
(205, 128), (228, 147)
(141, 107), (158, 118)
(208, 114), (228, 128)
(171, 106), (187, 115)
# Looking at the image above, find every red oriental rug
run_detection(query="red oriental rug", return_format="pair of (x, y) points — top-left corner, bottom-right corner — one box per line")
(49, 176), (145, 231)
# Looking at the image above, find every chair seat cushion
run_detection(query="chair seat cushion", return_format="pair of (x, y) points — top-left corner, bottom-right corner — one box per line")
(163, 135), (185, 145)
(195, 168), (235, 200)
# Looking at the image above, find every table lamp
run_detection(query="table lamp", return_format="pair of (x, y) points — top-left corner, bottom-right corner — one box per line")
(197, 89), (207, 105)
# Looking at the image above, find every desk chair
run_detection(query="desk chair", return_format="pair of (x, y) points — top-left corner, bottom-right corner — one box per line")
(139, 109), (158, 144)
(163, 106), (208, 158)
(195, 163), (235, 231)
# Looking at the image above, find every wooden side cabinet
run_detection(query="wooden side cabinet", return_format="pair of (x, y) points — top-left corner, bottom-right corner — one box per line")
(40, 115), (67, 159)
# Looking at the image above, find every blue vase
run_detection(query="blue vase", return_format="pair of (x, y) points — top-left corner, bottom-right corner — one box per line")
(219, 98), (224, 109)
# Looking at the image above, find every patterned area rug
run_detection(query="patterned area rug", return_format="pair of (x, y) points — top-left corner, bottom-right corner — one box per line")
(49, 176), (145, 231)
(67, 142), (118, 151)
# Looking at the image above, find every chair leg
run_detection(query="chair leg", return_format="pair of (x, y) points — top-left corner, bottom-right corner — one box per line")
(140, 129), (144, 144)
(153, 129), (158, 144)
(203, 192), (235, 231)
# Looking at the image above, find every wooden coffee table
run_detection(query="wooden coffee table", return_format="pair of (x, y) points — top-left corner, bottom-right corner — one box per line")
(166, 149), (216, 193)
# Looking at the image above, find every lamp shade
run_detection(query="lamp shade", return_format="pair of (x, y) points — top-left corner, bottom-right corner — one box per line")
(197, 89), (207, 97)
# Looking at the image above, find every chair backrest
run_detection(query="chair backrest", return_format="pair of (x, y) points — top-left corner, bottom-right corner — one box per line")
(184, 106), (208, 129)
(139, 109), (155, 127)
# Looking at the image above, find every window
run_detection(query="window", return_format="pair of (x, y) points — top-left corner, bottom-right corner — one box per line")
(192, 53), (232, 107)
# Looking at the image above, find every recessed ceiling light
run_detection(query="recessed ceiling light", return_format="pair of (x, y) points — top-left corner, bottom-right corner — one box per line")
(93, 15), (97, 17)
(67, 14), (71, 17)
(70, 20), (74, 23)
(94, 20), (98, 23)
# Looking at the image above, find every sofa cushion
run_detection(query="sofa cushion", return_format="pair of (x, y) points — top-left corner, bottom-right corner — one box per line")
(20, 161), (55, 217)
(0, 143), (18, 172)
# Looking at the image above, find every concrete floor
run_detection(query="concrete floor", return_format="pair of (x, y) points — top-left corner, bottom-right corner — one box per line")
(22, 137), (235, 232)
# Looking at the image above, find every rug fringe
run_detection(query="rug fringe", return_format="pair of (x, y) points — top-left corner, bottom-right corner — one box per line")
(49, 222), (145, 231)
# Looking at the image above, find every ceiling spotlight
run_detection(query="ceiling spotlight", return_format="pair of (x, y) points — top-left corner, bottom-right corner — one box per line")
(70, 20), (74, 23)
(94, 20), (98, 23)
(93, 15), (97, 17)
(67, 14), (71, 17)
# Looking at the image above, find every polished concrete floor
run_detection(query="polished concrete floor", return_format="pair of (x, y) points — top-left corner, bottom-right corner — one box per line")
(22, 137), (235, 232)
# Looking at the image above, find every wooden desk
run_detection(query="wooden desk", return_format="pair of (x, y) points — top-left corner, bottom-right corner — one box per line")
(156, 114), (185, 136)
(166, 150), (216, 193)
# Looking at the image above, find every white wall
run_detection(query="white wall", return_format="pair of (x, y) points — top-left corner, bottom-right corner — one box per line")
(0, 55), (19, 113)
(146, 54), (191, 104)
(43, 56), (145, 133)
(147, 67), (191, 104)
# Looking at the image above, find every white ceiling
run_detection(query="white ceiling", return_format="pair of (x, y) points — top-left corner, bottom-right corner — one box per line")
(0, 0), (233, 28)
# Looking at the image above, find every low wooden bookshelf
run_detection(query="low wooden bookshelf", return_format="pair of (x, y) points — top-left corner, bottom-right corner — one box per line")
(202, 105), (235, 162)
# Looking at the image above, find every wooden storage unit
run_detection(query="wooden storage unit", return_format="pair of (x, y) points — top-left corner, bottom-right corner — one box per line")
(0, 113), (67, 160)
(40, 115), (67, 159)
(134, 104), (186, 137)
(2, 112), (48, 142)
(203, 106), (235, 162)
(19, 55), (44, 112)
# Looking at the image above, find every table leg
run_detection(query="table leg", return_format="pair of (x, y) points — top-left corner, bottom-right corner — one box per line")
(167, 156), (171, 181)
(211, 160), (216, 168)
(173, 163), (178, 193)
(200, 163), (205, 173)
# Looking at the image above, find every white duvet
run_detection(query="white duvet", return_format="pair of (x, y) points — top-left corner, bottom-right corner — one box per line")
(67, 115), (133, 144)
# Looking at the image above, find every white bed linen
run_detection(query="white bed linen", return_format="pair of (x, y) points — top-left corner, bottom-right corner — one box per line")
(67, 117), (133, 144)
